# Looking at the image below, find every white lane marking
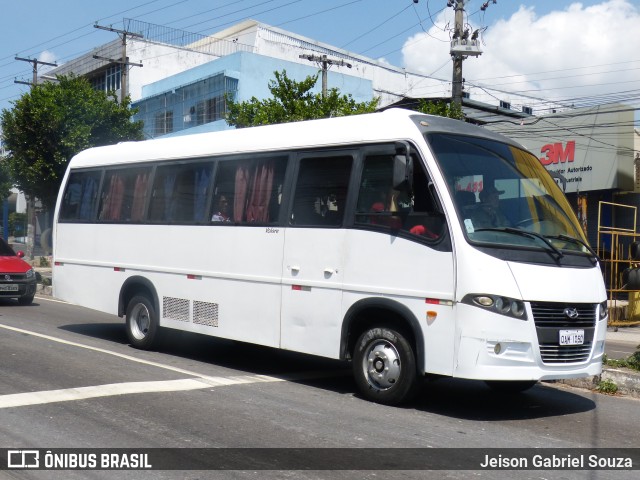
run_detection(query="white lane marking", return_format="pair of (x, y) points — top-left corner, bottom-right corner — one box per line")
(34, 295), (67, 304)
(0, 323), (250, 378)
(0, 376), (281, 409)
(0, 323), (284, 409)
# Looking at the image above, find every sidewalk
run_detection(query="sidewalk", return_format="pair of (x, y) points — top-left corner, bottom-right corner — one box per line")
(605, 325), (640, 346)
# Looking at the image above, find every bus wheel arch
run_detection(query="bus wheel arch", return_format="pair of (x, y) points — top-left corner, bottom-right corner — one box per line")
(341, 299), (424, 405)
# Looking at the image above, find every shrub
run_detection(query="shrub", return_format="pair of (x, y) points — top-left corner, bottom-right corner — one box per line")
(596, 378), (618, 395)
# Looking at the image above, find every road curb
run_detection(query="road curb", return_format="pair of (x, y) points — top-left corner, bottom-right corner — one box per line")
(547, 367), (640, 398)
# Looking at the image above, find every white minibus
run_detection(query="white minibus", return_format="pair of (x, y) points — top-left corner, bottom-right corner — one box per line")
(53, 108), (607, 404)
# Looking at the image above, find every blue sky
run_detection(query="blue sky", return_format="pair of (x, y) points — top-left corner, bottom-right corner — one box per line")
(1, 0), (639, 115)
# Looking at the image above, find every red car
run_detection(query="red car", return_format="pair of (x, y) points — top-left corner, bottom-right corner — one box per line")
(0, 238), (37, 305)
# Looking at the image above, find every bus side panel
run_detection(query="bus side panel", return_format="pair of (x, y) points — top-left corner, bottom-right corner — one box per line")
(54, 223), (284, 348)
(342, 230), (456, 376)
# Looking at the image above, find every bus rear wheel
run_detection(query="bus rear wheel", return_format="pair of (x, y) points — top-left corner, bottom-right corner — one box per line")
(126, 295), (159, 350)
(353, 326), (417, 405)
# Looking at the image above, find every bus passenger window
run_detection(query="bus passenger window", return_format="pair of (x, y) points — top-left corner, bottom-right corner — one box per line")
(59, 170), (102, 222)
(149, 162), (213, 223)
(355, 153), (443, 240)
(212, 156), (287, 224)
(290, 156), (353, 227)
(98, 167), (151, 222)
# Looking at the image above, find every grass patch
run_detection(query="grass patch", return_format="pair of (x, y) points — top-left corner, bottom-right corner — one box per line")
(596, 378), (619, 395)
(603, 348), (640, 372)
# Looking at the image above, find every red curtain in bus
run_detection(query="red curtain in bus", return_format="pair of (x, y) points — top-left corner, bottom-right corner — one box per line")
(246, 160), (274, 223)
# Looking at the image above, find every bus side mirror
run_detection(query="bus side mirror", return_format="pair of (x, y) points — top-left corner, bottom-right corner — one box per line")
(393, 141), (413, 192)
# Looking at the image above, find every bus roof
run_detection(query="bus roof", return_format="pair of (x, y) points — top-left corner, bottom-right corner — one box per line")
(68, 108), (523, 168)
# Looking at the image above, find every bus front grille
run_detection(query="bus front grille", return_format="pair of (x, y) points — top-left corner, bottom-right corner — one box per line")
(538, 343), (593, 363)
(530, 301), (597, 364)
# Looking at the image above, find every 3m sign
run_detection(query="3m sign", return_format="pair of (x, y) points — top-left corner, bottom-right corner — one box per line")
(539, 141), (576, 166)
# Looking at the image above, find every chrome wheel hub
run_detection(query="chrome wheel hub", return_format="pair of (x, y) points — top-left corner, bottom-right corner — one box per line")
(363, 340), (401, 391)
(130, 303), (151, 340)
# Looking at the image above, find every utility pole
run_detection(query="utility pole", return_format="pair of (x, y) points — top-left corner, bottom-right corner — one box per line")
(14, 56), (58, 87)
(93, 24), (143, 103)
(451, 1), (465, 107)
(449, 0), (484, 108)
(14, 56), (58, 259)
(298, 54), (352, 98)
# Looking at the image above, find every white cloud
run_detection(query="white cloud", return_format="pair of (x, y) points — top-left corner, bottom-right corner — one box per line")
(38, 50), (58, 74)
(402, 0), (640, 106)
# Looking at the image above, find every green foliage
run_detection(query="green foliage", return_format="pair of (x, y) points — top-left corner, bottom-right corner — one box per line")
(596, 378), (618, 395)
(0, 161), (13, 201)
(603, 346), (640, 372)
(226, 70), (379, 128)
(8, 212), (27, 237)
(1, 75), (144, 211)
(417, 99), (464, 120)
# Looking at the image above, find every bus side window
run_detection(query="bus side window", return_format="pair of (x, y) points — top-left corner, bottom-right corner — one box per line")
(290, 156), (353, 227)
(355, 153), (443, 240)
(98, 167), (151, 222)
(212, 156), (287, 224)
(59, 170), (102, 222)
(148, 162), (213, 223)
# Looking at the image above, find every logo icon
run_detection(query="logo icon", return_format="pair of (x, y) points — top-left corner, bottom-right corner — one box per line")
(7, 450), (39, 468)
(564, 307), (579, 319)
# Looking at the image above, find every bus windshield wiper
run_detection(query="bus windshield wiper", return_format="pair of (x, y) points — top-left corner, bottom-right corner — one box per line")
(474, 227), (564, 259)
(545, 234), (598, 264)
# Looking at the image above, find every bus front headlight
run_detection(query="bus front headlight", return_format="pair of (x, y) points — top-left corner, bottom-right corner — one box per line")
(463, 294), (528, 320)
(598, 300), (608, 321)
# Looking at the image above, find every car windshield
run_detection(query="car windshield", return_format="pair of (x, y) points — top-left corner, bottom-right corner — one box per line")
(0, 238), (16, 256)
(427, 133), (590, 256)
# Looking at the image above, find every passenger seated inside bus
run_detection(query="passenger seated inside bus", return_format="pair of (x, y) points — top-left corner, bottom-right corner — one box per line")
(211, 195), (231, 222)
(368, 188), (439, 239)
(469, 184), (511, 228)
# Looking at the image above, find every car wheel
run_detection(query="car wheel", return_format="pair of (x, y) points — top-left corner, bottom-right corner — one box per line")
(126, 295), (160, 350)
(353, 326), (417, 405)
(17, 294), (35, 306)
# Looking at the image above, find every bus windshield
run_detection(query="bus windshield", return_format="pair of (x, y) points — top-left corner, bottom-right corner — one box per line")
(427, 133), (590, 256)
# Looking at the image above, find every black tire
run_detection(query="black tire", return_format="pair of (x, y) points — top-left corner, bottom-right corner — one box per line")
(353, 326), (418, 405)
(17, 294), (35, 306)
(125, 295), (160, 350)
(484, 380), (537, 393)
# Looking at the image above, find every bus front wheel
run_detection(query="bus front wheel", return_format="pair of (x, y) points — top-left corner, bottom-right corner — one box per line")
(353, 326), (417, 405)
(126, 295), (159, 350)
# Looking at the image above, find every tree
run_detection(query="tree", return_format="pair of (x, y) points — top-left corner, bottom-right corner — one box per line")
(0, 161), (13, 202)
(226, 70), (379, 128)
(0, 75), (144, 212)
(417, 99), (464, 120)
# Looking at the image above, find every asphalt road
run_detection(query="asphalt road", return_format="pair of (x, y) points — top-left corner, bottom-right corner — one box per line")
(0, 297), (638, 480)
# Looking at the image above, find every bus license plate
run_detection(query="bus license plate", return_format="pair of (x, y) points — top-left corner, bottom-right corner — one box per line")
(559, 329), (584, 346)
(0, 284), (18, 292)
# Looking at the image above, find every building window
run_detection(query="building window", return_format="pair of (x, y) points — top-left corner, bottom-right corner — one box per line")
(105, 64), (121, 92)
(500, 100), (511, 110)
(154, 111), (174, 136)
(522, 106), (533, 115)
(89, 64), (121, 93)
(134, 73), (238, 138)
